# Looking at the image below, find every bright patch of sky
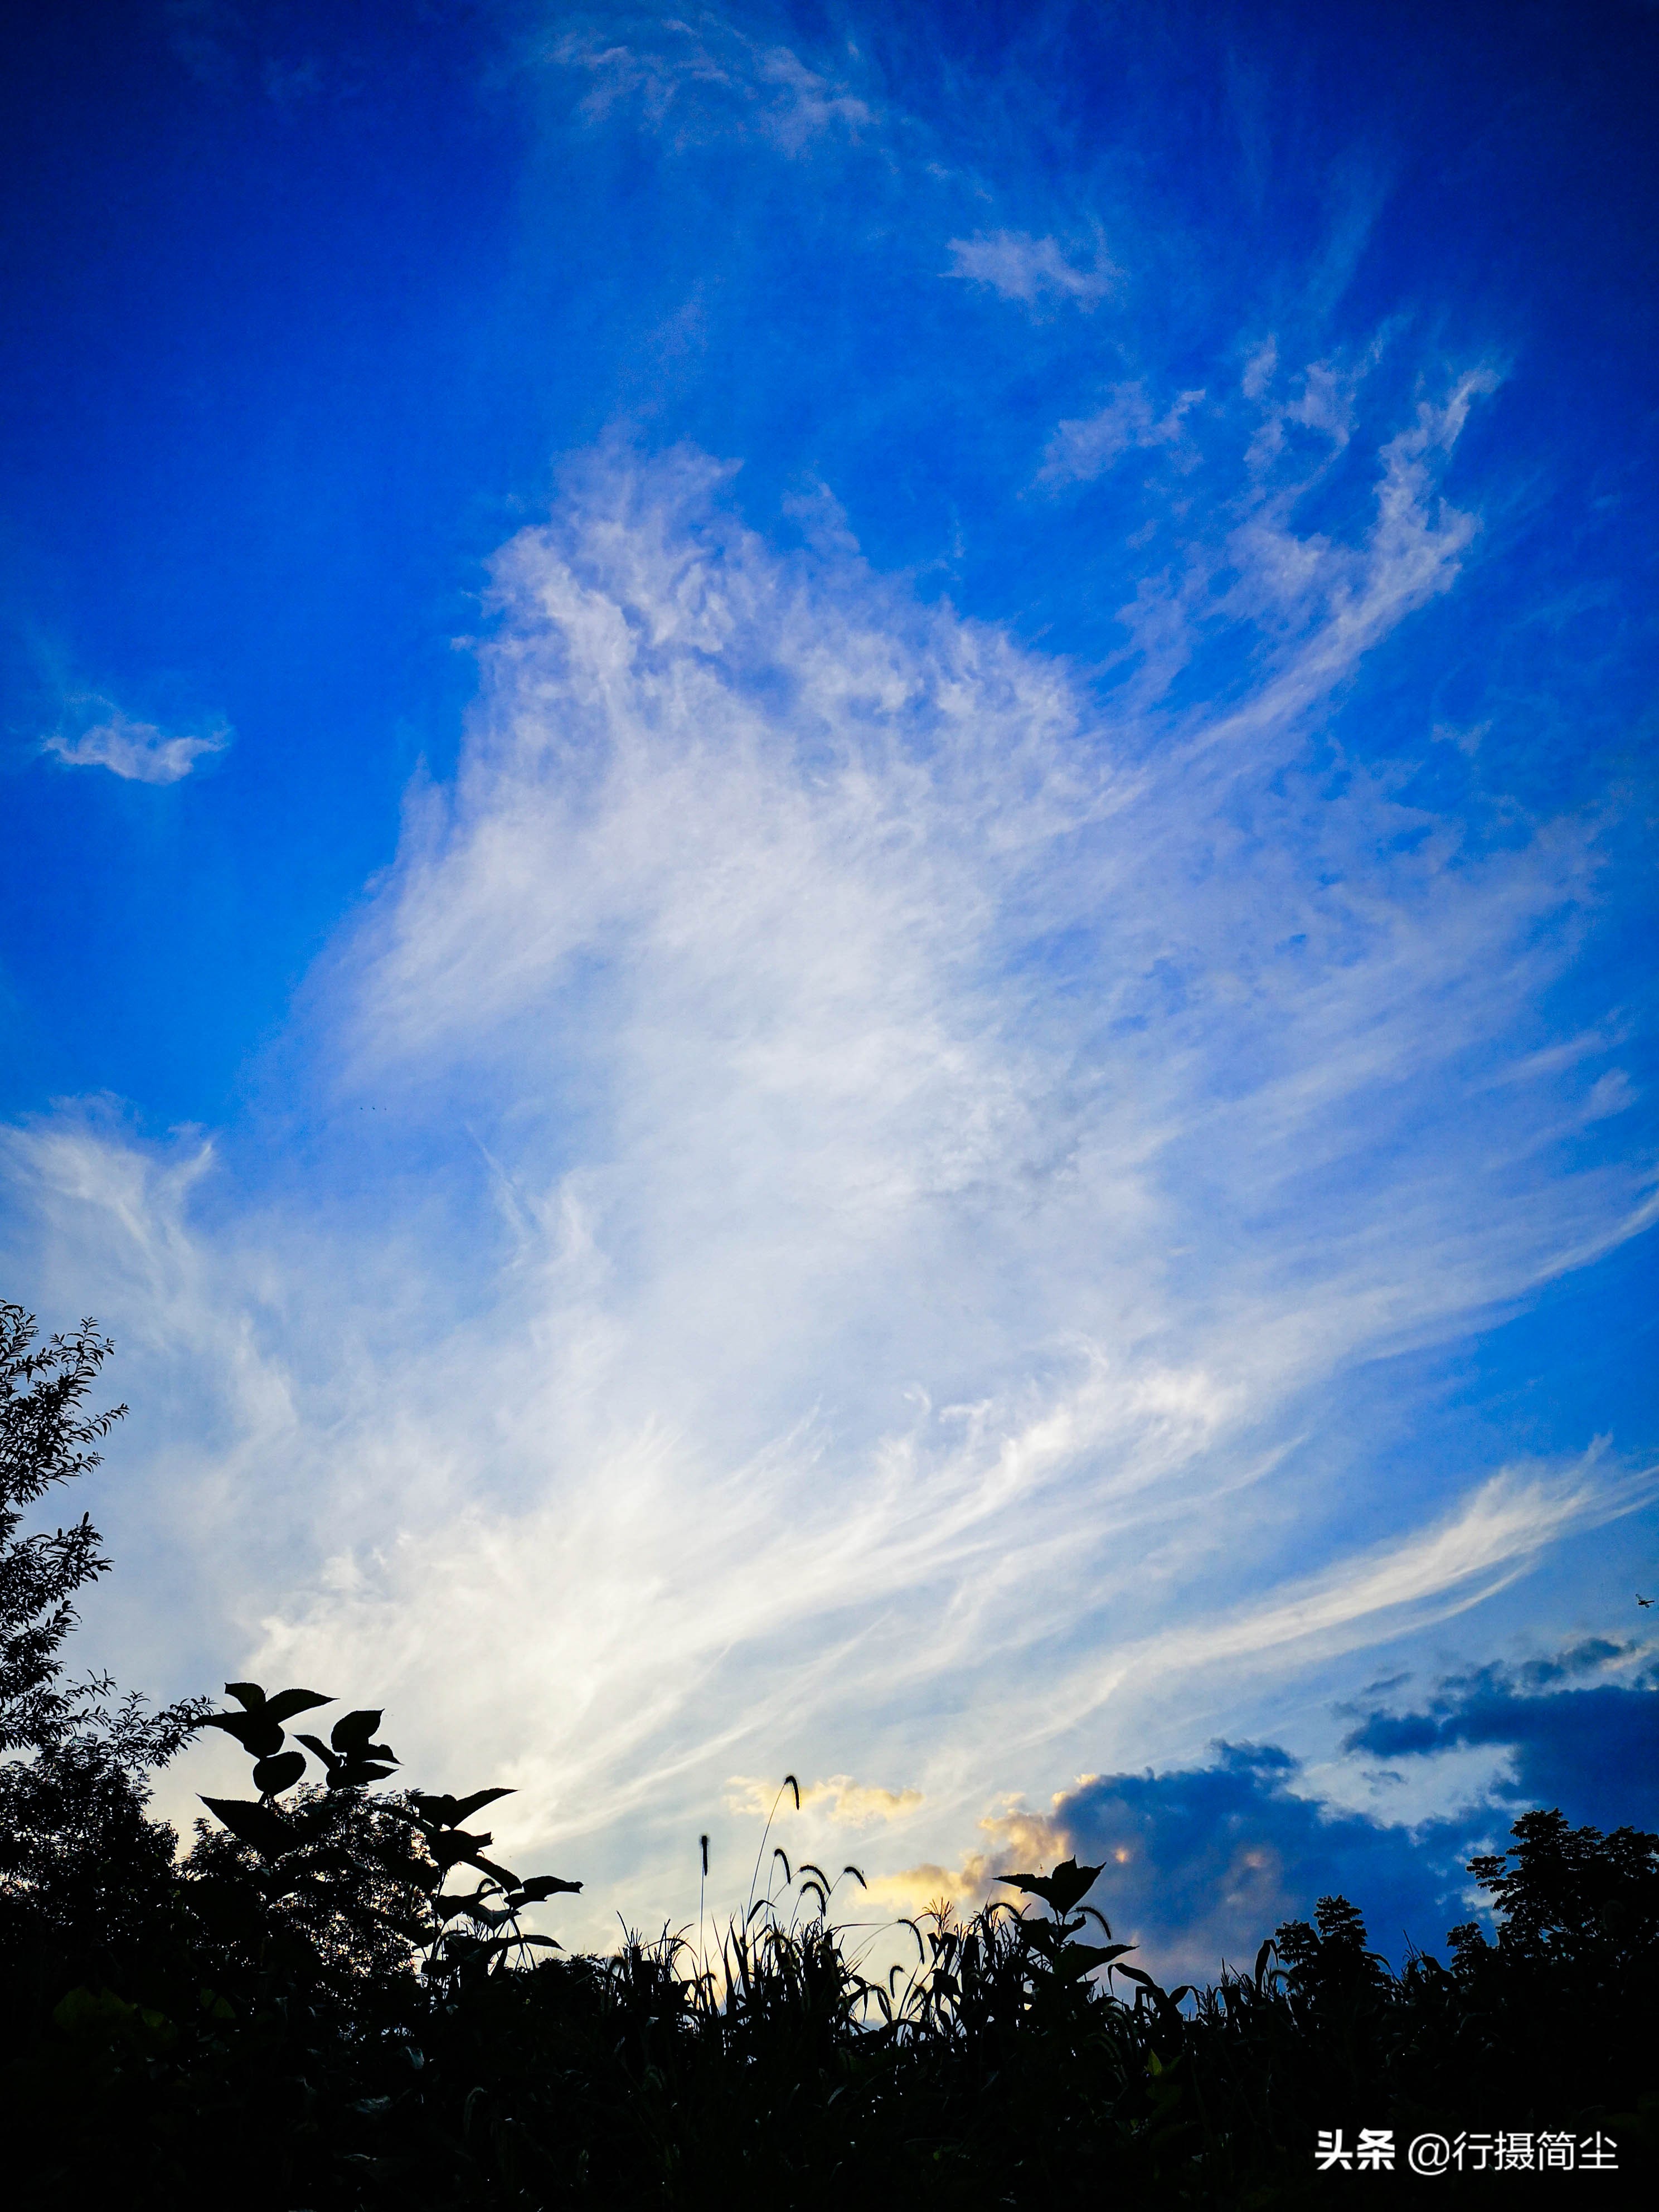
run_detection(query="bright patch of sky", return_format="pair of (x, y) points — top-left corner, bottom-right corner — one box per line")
(1, 1), (1655, 1968)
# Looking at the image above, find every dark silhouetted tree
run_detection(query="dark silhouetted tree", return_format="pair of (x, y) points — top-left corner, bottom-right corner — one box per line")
(0, 1302), (122, 1753)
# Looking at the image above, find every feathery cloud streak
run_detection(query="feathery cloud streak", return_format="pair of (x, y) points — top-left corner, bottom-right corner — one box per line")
(1039, 381), (1203, 481)
(4, 348), (1646, 1938)
(548, 13), (873, 154)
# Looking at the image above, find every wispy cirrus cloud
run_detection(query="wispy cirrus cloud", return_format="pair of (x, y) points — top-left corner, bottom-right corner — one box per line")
(1038, 380), (1204, 484)
(1096, 363), (1501, 725)
(4, 373), (1650, 1946)
(1069, 1457), (1657, 1729)
(547, 13), (874, 155)
(945, 229), (1116, 310)
(42, 704), (230, 785)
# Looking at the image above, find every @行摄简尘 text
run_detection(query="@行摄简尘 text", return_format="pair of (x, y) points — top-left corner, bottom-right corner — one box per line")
(1313, 2129), (1619, 2175)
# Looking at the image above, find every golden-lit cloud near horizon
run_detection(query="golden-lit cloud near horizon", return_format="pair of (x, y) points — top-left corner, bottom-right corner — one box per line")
(864, 1802), (1072, 1920)
(725, 1773), (926, 1826)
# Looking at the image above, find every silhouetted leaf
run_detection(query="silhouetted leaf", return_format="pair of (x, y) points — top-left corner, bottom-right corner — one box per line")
(443, 1787), (516, 1826)
(330, 1707), (385, 1754)
(431, 1828), (492, 1868)
(434, 1888), (492, 1921)
(1061, 1941), (1134, 1977)
(996, 1856), (1106, 1917)
(250, 1749), (307, 1796)
(201, 1794), (298, 1857)
(332, 1758), (399, 1789)
(259, 1687), (333, 1725)
(201, 1710), (286, 1760)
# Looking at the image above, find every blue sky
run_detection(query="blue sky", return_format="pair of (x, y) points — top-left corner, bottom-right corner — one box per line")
(3, 0), (1656, 1970)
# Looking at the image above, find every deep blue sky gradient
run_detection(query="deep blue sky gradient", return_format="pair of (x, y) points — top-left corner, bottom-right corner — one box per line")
(6, 1), (1656, 1122)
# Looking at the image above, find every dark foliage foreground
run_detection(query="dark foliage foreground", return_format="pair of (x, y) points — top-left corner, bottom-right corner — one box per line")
(2, 1306), (1656, 2207)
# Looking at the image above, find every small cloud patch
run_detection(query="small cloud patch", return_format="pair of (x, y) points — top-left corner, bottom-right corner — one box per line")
(1039, 381), (1205, 486)
(43, 707), (231, 785)
(945, 230), (1115, 309)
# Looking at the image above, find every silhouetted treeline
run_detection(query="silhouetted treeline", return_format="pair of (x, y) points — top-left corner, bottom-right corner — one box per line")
(2, 1305), (1655, 2206)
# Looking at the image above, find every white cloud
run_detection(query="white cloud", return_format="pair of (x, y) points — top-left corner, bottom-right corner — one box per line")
(1092, 362), (1498, 722)
(1241, 336), (1278, 402)
(549, 16), (872, 156)
(1039, 381), (1204, 484)
(945, 230), (1115, 310)
(5, 409), (1651, 1946)
(42, 705), (230, 784)
(1081, 1454), (1654, 1720)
